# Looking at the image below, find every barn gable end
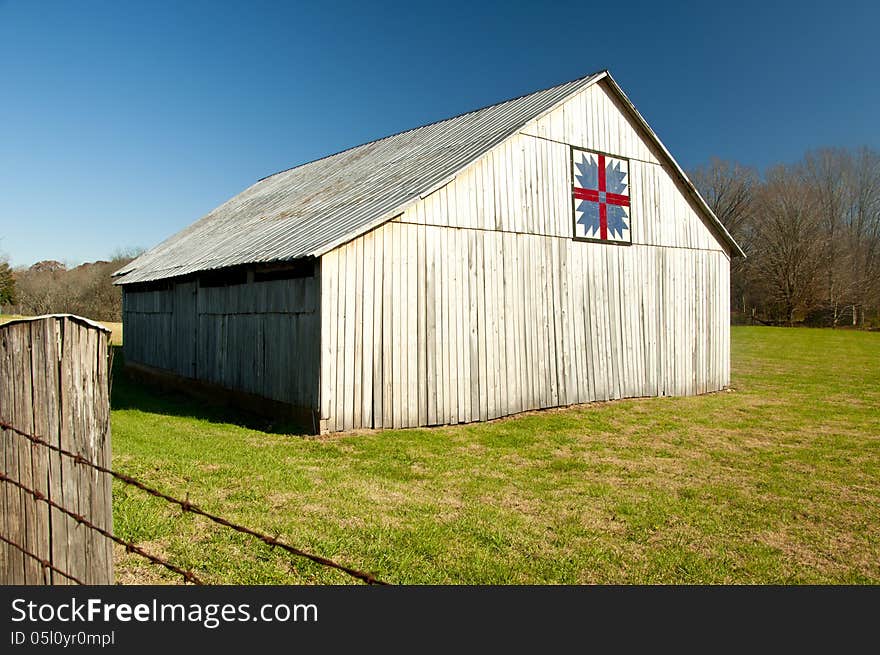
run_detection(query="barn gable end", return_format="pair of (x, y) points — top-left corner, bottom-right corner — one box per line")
(376, 79), (730, 256)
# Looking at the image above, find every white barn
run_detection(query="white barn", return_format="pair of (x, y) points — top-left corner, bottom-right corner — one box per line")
(115, 70), (742, 433)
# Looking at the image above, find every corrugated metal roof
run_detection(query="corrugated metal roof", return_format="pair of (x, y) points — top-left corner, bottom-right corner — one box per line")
(114, 72), (605, 284)
(114, 70), (742, 285)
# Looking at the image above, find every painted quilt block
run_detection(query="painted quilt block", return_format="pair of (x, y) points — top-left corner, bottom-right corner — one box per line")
(572, 148), (631, 243)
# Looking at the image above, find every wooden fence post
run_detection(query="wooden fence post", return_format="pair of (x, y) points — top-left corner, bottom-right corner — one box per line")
(0, 315), (114, 584)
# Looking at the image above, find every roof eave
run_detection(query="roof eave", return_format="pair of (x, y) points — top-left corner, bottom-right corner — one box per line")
(600, 74), (745, 258)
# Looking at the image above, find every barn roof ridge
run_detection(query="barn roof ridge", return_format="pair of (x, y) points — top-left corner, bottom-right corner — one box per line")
(115, 70), (740, 285)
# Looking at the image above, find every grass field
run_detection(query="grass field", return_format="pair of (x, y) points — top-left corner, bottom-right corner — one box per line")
(109, 327), (880, 584)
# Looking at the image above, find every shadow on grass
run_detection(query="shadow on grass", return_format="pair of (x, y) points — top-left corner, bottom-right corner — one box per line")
(109, 346), (311, 436)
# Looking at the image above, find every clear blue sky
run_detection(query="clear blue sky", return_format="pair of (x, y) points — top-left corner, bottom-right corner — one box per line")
(1, 0), (877, 267)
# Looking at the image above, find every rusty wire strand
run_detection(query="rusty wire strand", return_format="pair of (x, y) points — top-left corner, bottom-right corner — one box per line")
(0, 532), (87, 585)
(0, 471), (204, 585)
(0, 419), (389, 585)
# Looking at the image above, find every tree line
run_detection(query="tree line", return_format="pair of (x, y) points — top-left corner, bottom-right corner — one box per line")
(690, 146), (880, 327)
(0, 254), (136, 323)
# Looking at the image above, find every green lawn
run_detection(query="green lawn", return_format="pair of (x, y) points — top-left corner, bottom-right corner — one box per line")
(110, 327), (880, 584)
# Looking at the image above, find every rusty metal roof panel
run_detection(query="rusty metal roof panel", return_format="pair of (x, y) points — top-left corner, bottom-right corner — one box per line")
(114, 72), (606, 284)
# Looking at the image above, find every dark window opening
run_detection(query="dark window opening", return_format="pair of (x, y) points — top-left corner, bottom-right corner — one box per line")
(199, 268), (248, 288)
(124, 280), (172, 293)
(253, 259), (315, 282)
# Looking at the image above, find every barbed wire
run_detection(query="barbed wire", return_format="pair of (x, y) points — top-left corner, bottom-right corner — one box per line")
(0, 471), (204, 584)
(0, 419), (389, 585)
(0, 533), (86, 585)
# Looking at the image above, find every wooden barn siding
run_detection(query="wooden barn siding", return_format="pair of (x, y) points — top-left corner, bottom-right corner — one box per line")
(320, 224), (729, 432)
(123, 276), (320, 408)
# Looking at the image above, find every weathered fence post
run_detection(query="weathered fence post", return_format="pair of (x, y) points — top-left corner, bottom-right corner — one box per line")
(0, 315), (114, 584)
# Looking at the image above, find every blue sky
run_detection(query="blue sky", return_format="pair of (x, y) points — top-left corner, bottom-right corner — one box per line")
(1, 0), (877, 267)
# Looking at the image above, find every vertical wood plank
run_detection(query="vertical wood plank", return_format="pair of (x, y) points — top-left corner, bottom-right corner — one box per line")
(343, 242), (357, 430)
(382, 225), (394, 428)
(426, 225), (438, 425)
(467, 228), (480, 423)
(373, 229), (385, 428)
(407, 224), (419, 427)
(392, 222), (403, 428)
(334, 247), (347, 431)
(418, 223), (429, 426)
(1, 323), (24, 583)
(27, 320), (51, 583)
(475, 231), (488, 422)
(352, 237), (364, 429)
(361, 232), (374, 428)
(440, 225), (453, 424)
(453, 228), (466, 423)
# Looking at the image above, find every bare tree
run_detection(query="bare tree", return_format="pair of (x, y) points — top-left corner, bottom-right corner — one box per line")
(803, 148), (855, 326)
(843, 147), (880, 325)
(690, 158), (758, 313)
(690, 158), (758, 242)
(749, 165), (823, 325)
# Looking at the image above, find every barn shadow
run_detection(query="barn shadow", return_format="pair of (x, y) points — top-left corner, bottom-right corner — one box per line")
(109, 346), (311, 436)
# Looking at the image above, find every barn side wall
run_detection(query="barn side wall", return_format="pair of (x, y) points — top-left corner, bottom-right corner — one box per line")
(318, 79), (731, 433)
(122, 274), (320, 414)
(319, 223), (729, 432)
